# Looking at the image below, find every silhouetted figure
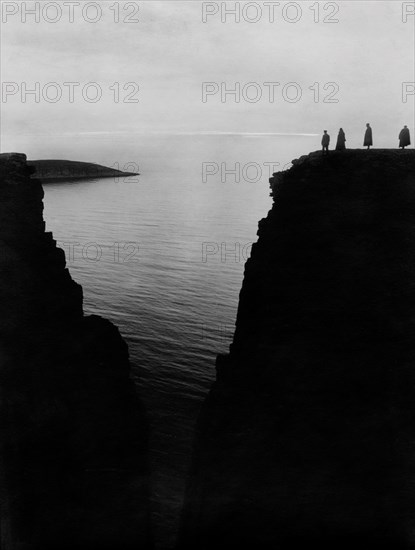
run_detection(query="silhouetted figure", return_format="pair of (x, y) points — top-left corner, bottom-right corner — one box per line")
(336, 128), (346, 151)
(321, 130), (330, 155)
(364, 123), (373, 149)
(399, 125), (411, 149)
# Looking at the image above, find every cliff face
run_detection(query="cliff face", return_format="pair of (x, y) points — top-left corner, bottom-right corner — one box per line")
(0, 153), (152, 549)
(179, 150), (415, 549)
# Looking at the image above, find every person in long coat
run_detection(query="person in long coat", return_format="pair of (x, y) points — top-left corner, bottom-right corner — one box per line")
(364, 123), (373, 149)
(336, 128), (346, 151)
(321, 130), (330, 155)
(399, 125), (411, 149)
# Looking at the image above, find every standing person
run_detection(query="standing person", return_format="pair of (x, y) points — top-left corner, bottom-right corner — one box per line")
(399, 125), (411, 149)
(336, 128), (346, 151)
(321, 130), (330, 155)
(364, 123), (373, 149)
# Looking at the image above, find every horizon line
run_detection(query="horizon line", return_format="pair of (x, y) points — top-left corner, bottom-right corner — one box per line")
(2, 131), (320, 138)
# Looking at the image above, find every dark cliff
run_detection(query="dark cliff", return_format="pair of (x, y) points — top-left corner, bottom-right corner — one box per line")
(179, 149), (415, 549)
(0, 153), (152, 549)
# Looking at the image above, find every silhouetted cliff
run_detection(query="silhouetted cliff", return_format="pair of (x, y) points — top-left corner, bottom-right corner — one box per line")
(0, 153), (152, 550)
(179, 149), (415, 549)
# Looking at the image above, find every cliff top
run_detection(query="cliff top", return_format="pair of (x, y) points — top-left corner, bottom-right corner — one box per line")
(282, 148), (415, 173)
(270, 149), (415, 198)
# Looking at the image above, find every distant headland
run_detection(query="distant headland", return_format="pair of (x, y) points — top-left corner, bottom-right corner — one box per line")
(23, 157), (139, 183)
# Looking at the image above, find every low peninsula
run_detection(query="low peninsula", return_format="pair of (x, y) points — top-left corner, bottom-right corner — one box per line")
(27, 157), (139, 183)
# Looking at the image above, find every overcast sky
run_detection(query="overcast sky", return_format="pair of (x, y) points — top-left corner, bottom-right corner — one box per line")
(1, 0), (414, 154)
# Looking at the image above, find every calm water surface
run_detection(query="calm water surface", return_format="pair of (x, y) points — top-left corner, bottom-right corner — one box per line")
(41, 134), (314, 548)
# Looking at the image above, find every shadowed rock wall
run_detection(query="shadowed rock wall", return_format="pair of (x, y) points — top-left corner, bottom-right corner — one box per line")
(0, 153), (153, 550)
(179, 150), (415, 549)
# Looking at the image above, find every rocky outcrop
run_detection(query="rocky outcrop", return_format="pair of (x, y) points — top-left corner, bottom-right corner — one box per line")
(0, 153), (152, 549)
(179, 150), (415, 549)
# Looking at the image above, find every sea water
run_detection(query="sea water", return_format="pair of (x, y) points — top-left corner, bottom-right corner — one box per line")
(40, 133), (315, 548)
